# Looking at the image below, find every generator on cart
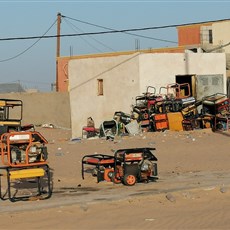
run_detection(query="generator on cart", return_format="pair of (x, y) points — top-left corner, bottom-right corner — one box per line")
(201, 93), (230, 131)
(0, 99), (52, 202)
(82, 147), (158, 186)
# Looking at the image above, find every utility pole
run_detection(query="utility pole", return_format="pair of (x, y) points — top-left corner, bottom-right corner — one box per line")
(56, 12), (61, 91)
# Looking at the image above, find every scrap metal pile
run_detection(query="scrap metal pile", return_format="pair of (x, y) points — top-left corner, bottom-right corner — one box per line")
(82, 83), (230, 139)
(126, 85), (230, 134)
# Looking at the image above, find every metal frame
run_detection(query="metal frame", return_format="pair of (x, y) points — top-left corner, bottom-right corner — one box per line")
(0, 164), (52, 202)
(81, 148), (158, 185)
(113, 147), (158, 183)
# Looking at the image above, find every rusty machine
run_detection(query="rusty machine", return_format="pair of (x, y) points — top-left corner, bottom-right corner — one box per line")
(0, 99), (51, 201)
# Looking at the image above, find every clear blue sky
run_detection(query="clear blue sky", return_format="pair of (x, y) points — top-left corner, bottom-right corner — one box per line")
(0, 1), (230, 91)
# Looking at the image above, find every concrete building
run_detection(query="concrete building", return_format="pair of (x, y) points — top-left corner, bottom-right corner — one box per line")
(57, 19), (230, 93)
(56, 47), (185, 92)
(68, 52), (226, 138)
(54, 19), (230, 137)
(177, 19), (230, 69)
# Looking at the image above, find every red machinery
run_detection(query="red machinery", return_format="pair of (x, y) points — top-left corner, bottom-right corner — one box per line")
(166, 83), (191, 99)
(82, 147), (158, 186)
(132, 86), (164, 131)
(201, 93), (230, 131)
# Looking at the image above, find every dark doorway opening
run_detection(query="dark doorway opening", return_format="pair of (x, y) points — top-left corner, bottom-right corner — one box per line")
(175, 75), (195, 97)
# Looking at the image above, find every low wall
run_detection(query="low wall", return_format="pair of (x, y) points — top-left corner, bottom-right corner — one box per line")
(0, 92), (71, 129)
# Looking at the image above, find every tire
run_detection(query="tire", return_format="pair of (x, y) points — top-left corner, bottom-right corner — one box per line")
(111, 173), (121, 184)
(123, 174), (137, 186)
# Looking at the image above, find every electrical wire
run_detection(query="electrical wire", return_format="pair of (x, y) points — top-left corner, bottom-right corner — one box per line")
(63, 17), (116, 52)
(1, 16), (230, 62)
(3, 18), (229, 42)
(0, 16), (177, 44)
(0, 19), (57, 62)
(62, 15), (178, 44)
(0, 29), (175, 41)
(206, 41), (230, 52)
(62, 15), (230, 31)
(1, 17), (229, 43)
(63, 18), (104, 52)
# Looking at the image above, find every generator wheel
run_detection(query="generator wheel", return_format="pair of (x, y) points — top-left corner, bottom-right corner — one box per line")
(111, 173), (121, 184)
(123, 174), (136, 186)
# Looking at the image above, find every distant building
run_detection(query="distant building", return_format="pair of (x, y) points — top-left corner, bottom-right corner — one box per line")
(0, 83), (25, 93)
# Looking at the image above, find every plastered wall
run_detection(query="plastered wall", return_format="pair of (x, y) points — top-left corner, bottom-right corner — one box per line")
(0, 92), (71, 129)
(69, 53), (140, 137)
(138, 53), (226, 95)
(69, 52), (226, 137)
(213, 21), (230, 53)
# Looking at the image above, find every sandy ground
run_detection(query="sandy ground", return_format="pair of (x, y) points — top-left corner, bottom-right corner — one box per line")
(0, 127), (230, 230)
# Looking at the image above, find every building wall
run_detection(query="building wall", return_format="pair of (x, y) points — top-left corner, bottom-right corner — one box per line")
(177, 25), (201, 46)
(57, 58), (69, 92)
(139, 53), (226, 100)
(212, 21), (230, 53)
(68, 53), (140, 138)
(0, 92), (71, 129)
(69, 52), (226, 138)
(57, 47), (185, 92)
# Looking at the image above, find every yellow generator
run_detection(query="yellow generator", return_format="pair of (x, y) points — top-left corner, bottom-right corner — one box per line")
(167, 112), (184, 131)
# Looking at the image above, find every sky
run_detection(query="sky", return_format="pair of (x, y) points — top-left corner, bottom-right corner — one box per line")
(0, 1), (230, 92)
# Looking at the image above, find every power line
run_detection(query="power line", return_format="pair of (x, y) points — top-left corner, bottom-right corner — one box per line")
(2, 18), (229, 42)
(0, 29), (175, 41)
(62, 16), (230, 31)
(0, 26), (177, 43)
(63, 17), (116, 52)
(206, 41), (230, 52)
(62, 15), (177, 44)
(1, 16), (229, 64)
(0, 19), (57, 62)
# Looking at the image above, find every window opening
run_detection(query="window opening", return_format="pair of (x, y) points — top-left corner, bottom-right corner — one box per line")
(208, 30), (213, 44)
(97, 79), (103, 96)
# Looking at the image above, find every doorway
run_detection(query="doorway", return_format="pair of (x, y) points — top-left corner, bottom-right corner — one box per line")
(175, 75), (195, 97)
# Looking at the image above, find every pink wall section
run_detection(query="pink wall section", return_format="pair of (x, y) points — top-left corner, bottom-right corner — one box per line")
(177, 26), (201, 46)
(57, 58), (69, 92)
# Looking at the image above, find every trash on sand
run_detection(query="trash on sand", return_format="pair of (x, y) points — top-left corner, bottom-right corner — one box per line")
(220, 186), (228, 193)
(56, 147), (64, 156)
(125, 120), (140, 135)
(71, 138), (82, 142)
(41, 123), (55, 128)
(145, 218), (155, 221)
